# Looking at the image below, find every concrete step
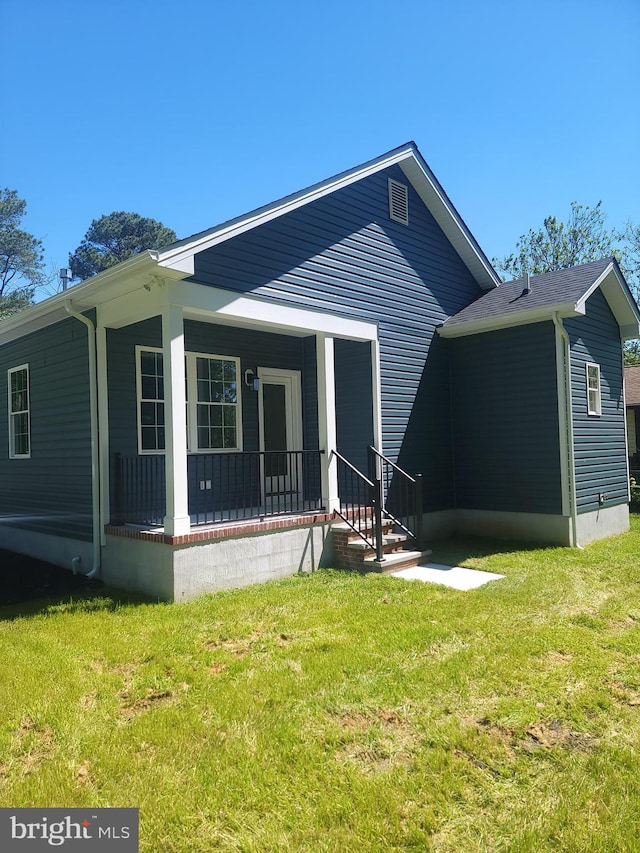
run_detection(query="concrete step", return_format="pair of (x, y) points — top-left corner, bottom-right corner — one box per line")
(362, 549), (433, 574)
(346, 533), (411, 553)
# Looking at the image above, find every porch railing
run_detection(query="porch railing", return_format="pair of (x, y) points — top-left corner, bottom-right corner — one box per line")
(113, 450), (324, 528)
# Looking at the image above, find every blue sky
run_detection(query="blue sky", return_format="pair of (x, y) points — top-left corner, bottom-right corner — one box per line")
(2, 0), (639, 293)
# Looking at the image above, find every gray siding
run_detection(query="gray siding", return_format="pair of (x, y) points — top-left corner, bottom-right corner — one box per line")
(450, 322), (563, 514)
(565, 289), (627, 512)
(335, 339), (374, 473)
(190, 164), (484, 510)
(0, 317), (93, 540)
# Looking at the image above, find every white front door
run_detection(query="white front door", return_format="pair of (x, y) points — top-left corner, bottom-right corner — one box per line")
(258, 368), (303, 503)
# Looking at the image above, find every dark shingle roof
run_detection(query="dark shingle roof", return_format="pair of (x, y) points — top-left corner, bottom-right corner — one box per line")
(625, 365), (640, 407)
(442, 258), (615, 328)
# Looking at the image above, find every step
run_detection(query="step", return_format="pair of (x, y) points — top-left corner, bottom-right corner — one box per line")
(362, 549), (433, 574)
(332, 520), (395, 541)
(346, 533), (410, 552)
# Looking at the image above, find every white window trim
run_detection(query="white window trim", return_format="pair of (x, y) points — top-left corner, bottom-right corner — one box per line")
(8, 363), (31, 459)
(136, 346), (243, 455)
(586, 362), (602, 416)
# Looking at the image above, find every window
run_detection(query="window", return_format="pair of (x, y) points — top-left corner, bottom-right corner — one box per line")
(388, 178), (409, 225)
(138, 349), (165, 451)
(586, 362), (601, 416)
(136, 348), (241, 453)
(8, 364), (30, 458)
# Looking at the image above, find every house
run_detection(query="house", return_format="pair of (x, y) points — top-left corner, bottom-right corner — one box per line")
(1, 142), (638, 601)
(624, 364), (640, 476)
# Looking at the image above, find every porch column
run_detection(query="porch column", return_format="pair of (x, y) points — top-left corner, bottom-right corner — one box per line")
(316, 332), (339, 513)
(95, 320), (110, 541)
(162, 302), (190, 536)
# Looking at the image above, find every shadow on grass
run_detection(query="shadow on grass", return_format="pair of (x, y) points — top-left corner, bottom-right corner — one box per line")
(0, 549), (155, 621)
(427, 533), (558, 568)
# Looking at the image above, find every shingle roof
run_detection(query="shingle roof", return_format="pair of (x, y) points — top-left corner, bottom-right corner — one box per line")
(442, 258), (614, 327)
(625, 365), (640, 407)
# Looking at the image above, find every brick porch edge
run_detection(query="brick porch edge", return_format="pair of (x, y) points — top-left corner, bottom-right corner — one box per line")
(105, 512), (335, 546)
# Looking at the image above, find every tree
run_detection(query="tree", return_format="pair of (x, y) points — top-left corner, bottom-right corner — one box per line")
(69, 211), (177, 280)
(0, 189), (45, 317)
(492, 201), (620, 280)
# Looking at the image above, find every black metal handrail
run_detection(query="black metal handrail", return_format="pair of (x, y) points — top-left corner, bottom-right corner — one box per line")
(113, 450), (324, 528)
(368, 446), (423, 550)
(333, 450), (384, 561)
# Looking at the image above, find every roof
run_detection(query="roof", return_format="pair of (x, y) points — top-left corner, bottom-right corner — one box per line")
(155, 141), (501, 290)
(438, 258), (640, 340)
(0, 142), (501, 344)
(625, 365), (640, 406)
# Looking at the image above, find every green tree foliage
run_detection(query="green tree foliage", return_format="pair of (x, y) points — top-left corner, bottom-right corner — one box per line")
(69, 211), (177, 280)
(493, 202), (640, 363)
(0, 189), (44, 317)
(492, 201), (620, 280)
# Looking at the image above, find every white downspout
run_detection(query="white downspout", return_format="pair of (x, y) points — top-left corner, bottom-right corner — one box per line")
(65, 302), (101, 577)
(552, 313), (580, 548)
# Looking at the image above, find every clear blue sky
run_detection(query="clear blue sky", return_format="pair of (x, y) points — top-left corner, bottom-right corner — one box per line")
(2, 0), (639, 292)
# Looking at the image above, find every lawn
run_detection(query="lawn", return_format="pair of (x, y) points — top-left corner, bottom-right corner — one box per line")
(1, 520), (640, 852)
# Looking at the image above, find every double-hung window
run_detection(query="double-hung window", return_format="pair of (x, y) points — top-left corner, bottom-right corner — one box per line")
(586, 362), (602, 416)
(136, 347), (241, 453)
(8, 364), (30, 458)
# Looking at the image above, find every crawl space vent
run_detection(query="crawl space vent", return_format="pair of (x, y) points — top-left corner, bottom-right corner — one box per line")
(388, 178), (409, 225)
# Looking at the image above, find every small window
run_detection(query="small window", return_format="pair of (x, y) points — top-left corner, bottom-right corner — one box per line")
(388, 178), (409, 225)
(586, 363), (601, 416)
(8, 364), (30, 458)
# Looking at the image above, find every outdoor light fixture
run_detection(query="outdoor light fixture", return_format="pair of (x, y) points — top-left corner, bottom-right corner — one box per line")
(244, 368), (259, 391)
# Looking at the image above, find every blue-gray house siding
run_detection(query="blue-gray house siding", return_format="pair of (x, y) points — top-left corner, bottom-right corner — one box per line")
(565, 289), (628, 512)
(188, 164), (485, 510)
(0, 317), (93, 540)
(449, 322), (563, 514)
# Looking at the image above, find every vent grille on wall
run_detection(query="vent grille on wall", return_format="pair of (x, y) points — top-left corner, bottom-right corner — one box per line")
(388, 178), (409, 225)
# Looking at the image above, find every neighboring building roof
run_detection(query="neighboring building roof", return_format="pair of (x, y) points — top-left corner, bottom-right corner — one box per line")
(625, 365), (640, 407)
(438, 258), (640, 340)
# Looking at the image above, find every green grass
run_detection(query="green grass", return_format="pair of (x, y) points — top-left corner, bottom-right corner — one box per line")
(2, 520), (640, 852)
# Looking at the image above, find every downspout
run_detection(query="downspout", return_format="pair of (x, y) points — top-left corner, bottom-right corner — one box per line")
(552, 313), (580, 548)
(65, 302), (101, 578)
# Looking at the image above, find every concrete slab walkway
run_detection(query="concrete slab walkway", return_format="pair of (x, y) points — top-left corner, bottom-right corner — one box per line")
(390, 562), (505, 591)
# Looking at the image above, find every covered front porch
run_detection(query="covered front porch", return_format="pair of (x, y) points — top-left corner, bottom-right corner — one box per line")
(97, 278), (381, 539)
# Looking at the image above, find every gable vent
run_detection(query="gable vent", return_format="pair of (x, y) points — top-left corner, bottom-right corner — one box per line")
(388, 178), (409, 225)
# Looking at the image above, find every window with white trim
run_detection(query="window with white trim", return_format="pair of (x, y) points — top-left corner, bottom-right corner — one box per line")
(8, 364), (30, 458)
(136, 348), (241, 453)
(586, 362), (602, 416)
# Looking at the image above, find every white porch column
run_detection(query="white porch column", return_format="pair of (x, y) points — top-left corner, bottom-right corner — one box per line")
(162, 302), (190, 536)
(95, 320), (110, 542)
(316, 332), (339, 513)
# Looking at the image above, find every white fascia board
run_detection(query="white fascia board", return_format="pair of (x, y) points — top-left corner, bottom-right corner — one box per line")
(167, 281), (379, 342)
(437, 302), (579, 339)
(398, 156), (500, 291)
(156, 147), (418, 269)
(0, 252), (163, 344)
(576, 263), (640, 336)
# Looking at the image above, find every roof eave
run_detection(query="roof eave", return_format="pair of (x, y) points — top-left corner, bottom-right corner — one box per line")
(437, 302), (579, 339)
(0, 252), (166, 343)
